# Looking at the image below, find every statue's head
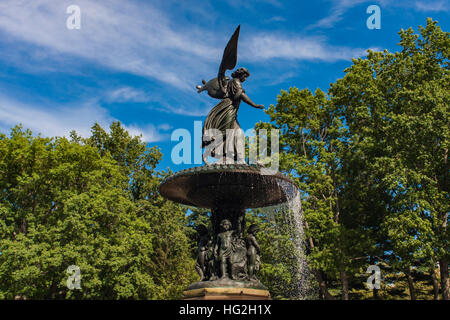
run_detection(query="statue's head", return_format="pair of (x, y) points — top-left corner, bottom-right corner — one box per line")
(248, 224), (259, 235)
(232, 67), (250, 82)
(196, 224), (209, 236)
(220, 219), (232, 231)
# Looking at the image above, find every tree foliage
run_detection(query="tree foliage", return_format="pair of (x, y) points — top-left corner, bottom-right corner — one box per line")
(0, 19), (447, 301)
(256, 19), (449, 300)
(0, 123), (196, 299)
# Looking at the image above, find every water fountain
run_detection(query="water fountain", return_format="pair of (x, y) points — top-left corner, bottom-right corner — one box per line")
(158, 26), (303, 300)
(159, 164), (299, 299)
(263, 189), (316, 299)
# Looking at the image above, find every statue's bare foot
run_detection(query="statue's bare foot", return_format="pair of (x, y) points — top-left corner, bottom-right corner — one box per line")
(196, 80), (207, 93)
(202, 154), (210, 165)
(256, 160), (265, 166)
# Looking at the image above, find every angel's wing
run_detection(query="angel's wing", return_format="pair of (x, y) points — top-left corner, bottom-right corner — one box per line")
(218, 25), (240, 94)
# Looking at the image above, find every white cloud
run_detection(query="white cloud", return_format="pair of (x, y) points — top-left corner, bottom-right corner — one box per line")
(153, 102), (212, 117)
(0, 0), (375, 88)
(266, 16), (287, 23)
(244, 34), (372, 61)
(414, 1), (449, 12)
(106, 87), (150, 103)
(104, 86), (209, 117)
(0, 0), (220, 90)
(0, 0), (383, 124)
(307, 0), (369, 29)
(157, 123), (173, 131)
(124, 124), (166, 143)
(308, 0), (449, 30)
(0, 95), (163, 142)
(228, 0), (283, 9)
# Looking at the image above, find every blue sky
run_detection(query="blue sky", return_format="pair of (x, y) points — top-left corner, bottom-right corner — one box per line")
(0, 0), (448, 171)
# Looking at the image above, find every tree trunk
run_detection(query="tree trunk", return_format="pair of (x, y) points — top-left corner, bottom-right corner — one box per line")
(340, 271), (349, 300)
(304, 220), (334, 300)
(372, 288), (379, 299)
(431, 266), (440, 300)
(439, 259), (449, 300)
(438, 207), (448, 300)
(405, 270), (416, 300)
(21, 218), (27, 234)
(315, 270), (334, 300)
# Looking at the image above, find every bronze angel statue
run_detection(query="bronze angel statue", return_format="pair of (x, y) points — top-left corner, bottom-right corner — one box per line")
(196, 26), (264, 165)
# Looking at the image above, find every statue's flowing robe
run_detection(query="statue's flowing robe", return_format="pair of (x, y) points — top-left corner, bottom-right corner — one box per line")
(202, 78), (244, 157)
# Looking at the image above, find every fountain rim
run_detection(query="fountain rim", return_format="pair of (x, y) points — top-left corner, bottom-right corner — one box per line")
(159, 163), (298, 209)
(161, 163), (295, 183)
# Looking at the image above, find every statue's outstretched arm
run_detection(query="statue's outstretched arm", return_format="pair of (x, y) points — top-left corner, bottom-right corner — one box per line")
(241, 92), (264, 109)
(253, 237), (261, 253)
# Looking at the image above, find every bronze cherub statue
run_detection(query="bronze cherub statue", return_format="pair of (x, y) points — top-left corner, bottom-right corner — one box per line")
(246, 224), (261, 280)
(195, 224), (210, 281)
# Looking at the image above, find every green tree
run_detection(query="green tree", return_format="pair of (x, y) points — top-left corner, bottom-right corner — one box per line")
(256, 19), (448, 300)
(256, 86), (379, 300)
(330, 19), (449, 299)
(0, 123), (196, 299)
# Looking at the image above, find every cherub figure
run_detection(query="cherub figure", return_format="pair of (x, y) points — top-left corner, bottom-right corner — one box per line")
(246, 224), (261, 280)
(214, 216), (245, 280)
(195, 225), (210, 281)
(214, 219), (236, 279)
(205, 239), (217, 280)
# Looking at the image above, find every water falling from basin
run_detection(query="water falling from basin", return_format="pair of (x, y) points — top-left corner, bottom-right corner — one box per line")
(159, 164), (315, 298)
(261, 181), (316, 299)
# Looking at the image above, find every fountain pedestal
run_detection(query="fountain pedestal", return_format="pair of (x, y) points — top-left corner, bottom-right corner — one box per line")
(159, 164), (297, 299)
(184, 287), (270, 300)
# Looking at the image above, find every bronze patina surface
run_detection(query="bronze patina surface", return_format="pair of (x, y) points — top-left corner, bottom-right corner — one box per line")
(159, 164), (296, 209)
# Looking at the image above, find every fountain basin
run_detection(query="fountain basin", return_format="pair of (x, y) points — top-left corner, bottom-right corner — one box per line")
(159, 164), (299, 297)
(159, 164), (297, 209)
